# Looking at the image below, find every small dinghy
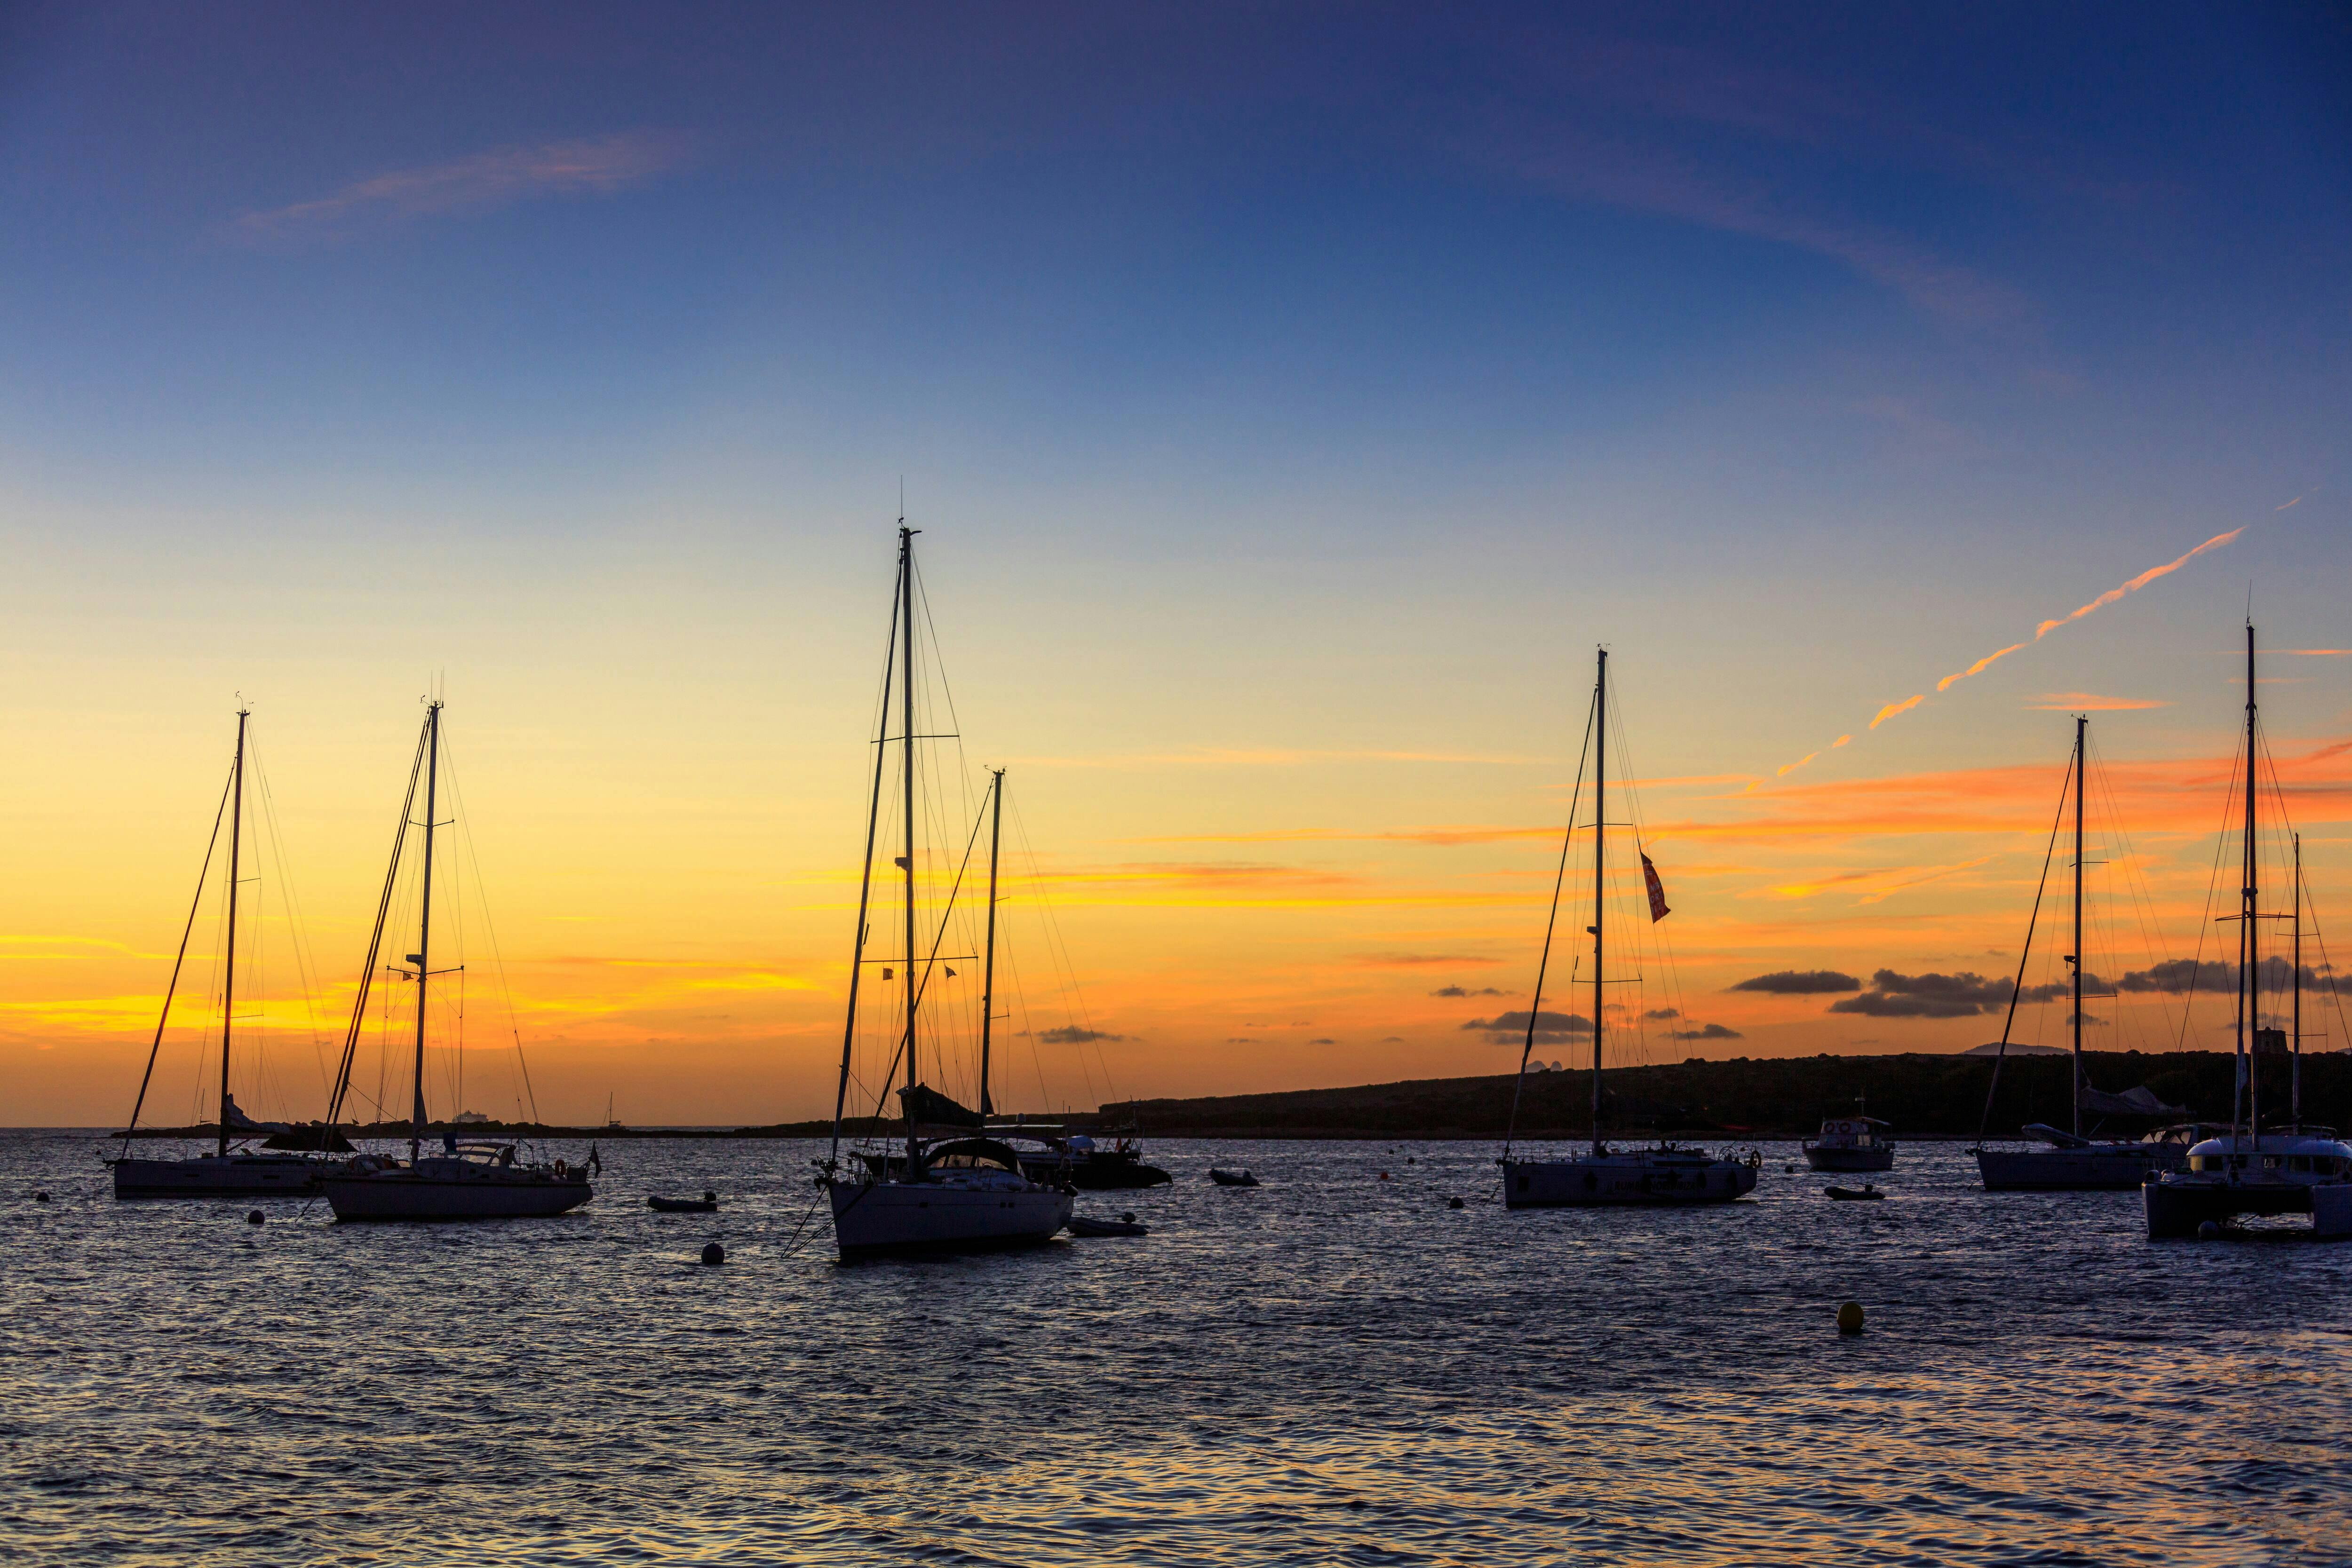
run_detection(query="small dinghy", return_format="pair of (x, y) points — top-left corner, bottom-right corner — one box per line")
(1209, 1168), (1260, 1187)
(650, 1190), (720, 1212)
(1067, 1212), (1149, 1237)
(1824, 1184), (1884, 1201)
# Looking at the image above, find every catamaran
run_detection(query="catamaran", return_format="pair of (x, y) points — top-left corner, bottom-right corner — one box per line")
(111, 707), (347, 1198)
(816, 525), (1072, 1254)
(2145, 624), (2352, 1237)
(317, 699), (594, 1221)
(1970, 714), (2192, 1190)
(1497, 648), (1759, 1208)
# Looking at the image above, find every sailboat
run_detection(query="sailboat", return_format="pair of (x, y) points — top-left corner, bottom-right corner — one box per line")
(1497, 649), (1760, 1208)
(1971, 714), (2192, 1190)
(111, 707), (344, 1198)
(317, 699), (594, 1221)
(2145, 625), (2352, 1236)
(817, 525), (1073, 1255)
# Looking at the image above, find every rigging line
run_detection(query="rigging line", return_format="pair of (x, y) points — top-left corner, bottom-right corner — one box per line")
(2170, 728), (2247, 1051)
(858, 775), (995, 1123)
(326, 721), (427, 1130)
(831, 560), (905, 1168)
(120, 761), (236, 1150)
(2086, 733), (2178, 1051)
(246, 731), (334, 1103)
(439, 738), (535, 1121)
(1004, 792), (1113, 1105)
(908, 552), (977, 854)
(1973, 744), (2076, 1146)
(1004, 800), (1086, 1102)
(1505, 683), (1598, 1160)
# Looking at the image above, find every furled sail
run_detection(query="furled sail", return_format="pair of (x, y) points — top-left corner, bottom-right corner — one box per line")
(897, 1082), (984, 1129)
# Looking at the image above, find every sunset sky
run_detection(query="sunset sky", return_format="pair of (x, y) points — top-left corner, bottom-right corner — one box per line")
(5, 4), (2350, 1126)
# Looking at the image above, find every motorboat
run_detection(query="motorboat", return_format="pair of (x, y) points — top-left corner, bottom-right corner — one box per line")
(1804, 1109), (1896, 1173)
(1495, 649), (1759, 1210)
(994, 1124), (1172, 1188)
(1825, 1184), (1885, 1201)
(320, 1138), (593, 1220)
(650, 1192), (720, 1212)
(1209, 1168), (1260, 1187)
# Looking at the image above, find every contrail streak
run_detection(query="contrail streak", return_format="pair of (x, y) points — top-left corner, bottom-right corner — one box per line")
(1869, 695), (1925, 729)
(1937, 642), (2025, 692)
(2034, 527), (2244, 640)
(1760, 519), (2254, 785)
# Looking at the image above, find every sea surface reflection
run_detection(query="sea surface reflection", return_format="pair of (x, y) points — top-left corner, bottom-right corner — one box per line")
(4, 1133), (2348, 1565)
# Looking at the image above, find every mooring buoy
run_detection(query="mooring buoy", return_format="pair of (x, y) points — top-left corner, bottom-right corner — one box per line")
(1447, 1196), (1465, 1210)
(1836, 1300), (1864, 1334)
(701, 1241), (725, 1265)
(2197, 1220), (2222, 1240)
(246, 1210), (264, 1226)
(32, 1192), (49, 1204)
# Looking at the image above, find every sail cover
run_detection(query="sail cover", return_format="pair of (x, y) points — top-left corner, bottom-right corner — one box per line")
(2078, 1082), (2187, 1118)
(897, 1083), (984, 1129)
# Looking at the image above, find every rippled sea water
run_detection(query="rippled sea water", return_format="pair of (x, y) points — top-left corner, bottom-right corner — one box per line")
(3, 1132), (2348, 1566)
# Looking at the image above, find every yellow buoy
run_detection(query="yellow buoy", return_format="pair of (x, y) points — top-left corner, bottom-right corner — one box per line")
(1836, 1300), (1865, 1334)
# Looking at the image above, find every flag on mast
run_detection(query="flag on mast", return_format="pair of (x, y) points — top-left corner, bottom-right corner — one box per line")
(1641, 852), (1671, 923)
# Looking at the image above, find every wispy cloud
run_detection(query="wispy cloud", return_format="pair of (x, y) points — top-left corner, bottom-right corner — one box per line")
(233, 130), (693, 243)
(2026, 693), (2172, 712)
(1869, 694), (1925, 730)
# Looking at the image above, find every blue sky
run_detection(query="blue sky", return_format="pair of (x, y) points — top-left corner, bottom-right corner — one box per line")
(6, 4), (2351, 1120)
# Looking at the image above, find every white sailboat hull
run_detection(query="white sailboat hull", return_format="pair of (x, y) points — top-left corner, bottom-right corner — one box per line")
(1975, 1145), (2176, 1191)
(111, 1153), (335, 1198)
(320, 1159), (594, 1220)
(827, 1177), (1071, 1255)
(1502, 1152), (1758, 1208)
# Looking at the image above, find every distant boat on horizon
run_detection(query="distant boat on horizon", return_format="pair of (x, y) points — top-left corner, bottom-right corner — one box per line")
(1497, 648), (1760, 1208)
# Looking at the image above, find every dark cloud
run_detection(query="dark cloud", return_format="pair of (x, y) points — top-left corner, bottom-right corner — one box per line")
(1037, 1026), (1124, 1045)
(1380, 1035), (1404, 1043)
(1644, 1007), (1681, 1020)
(2120, 957), (2323, 994)
(1310, 1037), (1336, 1045)
(1829, 969), (2012, 1018)
(1463, 1010), (1593, 1041)
(1431, 985), (1510, 998)
(1731, 970), (1862, 995)
(1669, 1022), (1743, 1040)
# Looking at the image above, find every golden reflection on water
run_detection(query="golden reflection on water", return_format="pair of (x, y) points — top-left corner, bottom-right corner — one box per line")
(2, 1134), (2347, 1565)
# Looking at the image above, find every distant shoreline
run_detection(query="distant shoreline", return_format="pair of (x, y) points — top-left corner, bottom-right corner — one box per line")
(33, 1048), (2340, 1143)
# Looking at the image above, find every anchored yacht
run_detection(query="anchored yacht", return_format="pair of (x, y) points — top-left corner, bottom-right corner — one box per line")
(1497, 648), (1760, 1210)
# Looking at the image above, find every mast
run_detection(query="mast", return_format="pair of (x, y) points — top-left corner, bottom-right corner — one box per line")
(218, 706), (248, 1158)
(826, 561), (899, 1172)
(2071, 713), (2085, 1140)
(979, 768), (1005, 1117)
(2293, 832), (2303, 1132)
(2242, 622), (2259, 1149)
(1591, 647), (1606, 1156)
(900, 524), (921, 1161)
(411, 700), (442, 1166)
